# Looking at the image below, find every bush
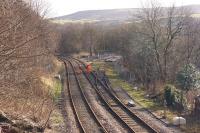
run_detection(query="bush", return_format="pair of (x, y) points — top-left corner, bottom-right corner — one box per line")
(176, 64), (200, 91)
(164, 84), (176, 106)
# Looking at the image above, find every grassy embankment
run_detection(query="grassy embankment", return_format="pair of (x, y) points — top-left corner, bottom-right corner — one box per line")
(41, 59), (65, 129)
(41, 59), (63, 101)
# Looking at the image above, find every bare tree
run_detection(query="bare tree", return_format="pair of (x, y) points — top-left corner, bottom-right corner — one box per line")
(0, 0), (58, 127)
(138, 1), (190, 82)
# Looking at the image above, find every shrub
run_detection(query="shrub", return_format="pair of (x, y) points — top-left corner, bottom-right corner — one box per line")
(164, 84), (176, 106)
(176, 64), (200, 92)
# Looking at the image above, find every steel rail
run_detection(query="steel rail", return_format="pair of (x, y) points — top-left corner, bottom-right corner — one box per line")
(72, 57), (160, 133)
(64, 61), (85, 133)
(73, 59), (137, 132)
(66, 59), (108, 133)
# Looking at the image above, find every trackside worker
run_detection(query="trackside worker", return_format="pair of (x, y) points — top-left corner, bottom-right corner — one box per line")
(86, 63), (92, 74)
(77, 65), (82, 74)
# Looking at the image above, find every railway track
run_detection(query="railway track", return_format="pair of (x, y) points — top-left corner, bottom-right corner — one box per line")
(72, 58), (160, 133)
(63, 59), (108, 133)
(106, 81), (169, 127)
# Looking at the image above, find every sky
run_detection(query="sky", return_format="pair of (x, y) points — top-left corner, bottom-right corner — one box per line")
(46, 0), (200, 17)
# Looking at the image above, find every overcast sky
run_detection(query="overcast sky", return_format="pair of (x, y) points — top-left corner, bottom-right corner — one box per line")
(46, 0), (200, 17)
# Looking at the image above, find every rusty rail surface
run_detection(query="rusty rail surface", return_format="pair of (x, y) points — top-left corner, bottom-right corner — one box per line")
(62, 58), (108, 133)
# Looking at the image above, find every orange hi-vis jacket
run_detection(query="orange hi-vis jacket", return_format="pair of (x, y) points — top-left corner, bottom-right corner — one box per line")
(86, 64), (92, 73)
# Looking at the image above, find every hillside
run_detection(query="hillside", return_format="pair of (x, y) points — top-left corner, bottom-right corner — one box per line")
(54, 8), (139, 22)
(52, 5), (200, 23)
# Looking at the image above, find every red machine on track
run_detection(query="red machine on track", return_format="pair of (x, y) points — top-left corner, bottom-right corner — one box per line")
(86, 63), (92, 74)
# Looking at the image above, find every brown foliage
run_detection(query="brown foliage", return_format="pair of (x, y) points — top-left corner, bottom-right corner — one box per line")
(0, 0), (58, 125)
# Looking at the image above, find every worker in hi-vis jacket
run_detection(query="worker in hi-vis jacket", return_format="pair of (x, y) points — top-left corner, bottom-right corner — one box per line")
(86, 63), (92, 74)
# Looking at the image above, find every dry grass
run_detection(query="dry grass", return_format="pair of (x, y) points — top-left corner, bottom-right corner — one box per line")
(0, 58), (64, 126)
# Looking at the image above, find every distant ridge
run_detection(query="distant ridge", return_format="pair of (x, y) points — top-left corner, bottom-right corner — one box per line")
(53, 8), (140, 22)
(52, 5), (200, 23)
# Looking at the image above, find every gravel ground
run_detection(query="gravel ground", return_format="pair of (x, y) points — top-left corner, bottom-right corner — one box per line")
(69, 64), (103, 133)
(111, 86), (183, 133)
(61, 60), (182, 133)
(77, 72), (128, 133)
(78, 58), (184, 132)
